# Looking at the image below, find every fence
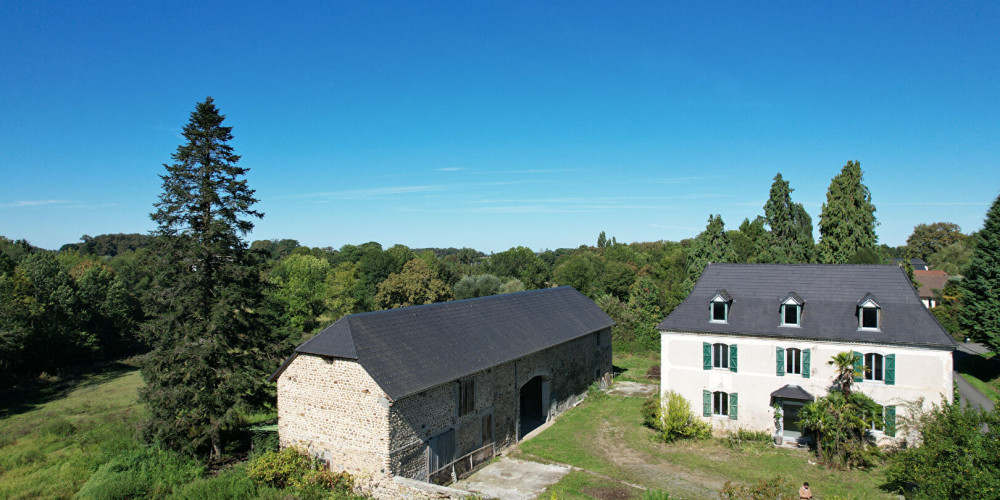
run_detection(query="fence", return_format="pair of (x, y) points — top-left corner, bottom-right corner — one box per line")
(427, 442), (496, 486)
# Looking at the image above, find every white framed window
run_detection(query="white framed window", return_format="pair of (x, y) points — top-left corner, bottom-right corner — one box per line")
(713, 391), (729, 416)
(786, 347), (802, 375)
(864, 353), (884, 382)
(711, 301), (728, 322)
(713, 343), (729, 369)
(858, 295), (881, 330)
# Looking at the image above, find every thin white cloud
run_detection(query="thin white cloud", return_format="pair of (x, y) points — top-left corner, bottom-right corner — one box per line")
(0, 199), (71, 208)
(650, 176), (707, 184)
(435, 167), (463, 172)
(57, 203), (121, 209)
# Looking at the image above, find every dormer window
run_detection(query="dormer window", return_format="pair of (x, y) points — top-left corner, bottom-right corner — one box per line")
(858, 293), (881, 330)
(780, 292), (803, 327)
(710, 290), (732, 323)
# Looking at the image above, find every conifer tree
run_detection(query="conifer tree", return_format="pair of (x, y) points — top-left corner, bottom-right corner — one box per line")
(685, 215), (735, 290)
(958, 193), (1000, 352)
(817, 161), (879, 264)
(140, 97), (288, 459)
(763, 173), (814, 263)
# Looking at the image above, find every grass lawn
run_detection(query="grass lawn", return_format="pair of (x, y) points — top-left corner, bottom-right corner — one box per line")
(0, 365), (145, 499)
(613, 351), (660, 384)
(955, 350), (1000, 404)
(541, 470), (645, 500)
(518, 393), (893, 500)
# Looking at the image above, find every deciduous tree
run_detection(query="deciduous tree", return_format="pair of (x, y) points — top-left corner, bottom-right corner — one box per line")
(906, 222), (965, 262)
(374, 258), (453, 309)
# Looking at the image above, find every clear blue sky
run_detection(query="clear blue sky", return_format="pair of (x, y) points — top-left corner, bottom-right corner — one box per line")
(2, 1), (998, 253)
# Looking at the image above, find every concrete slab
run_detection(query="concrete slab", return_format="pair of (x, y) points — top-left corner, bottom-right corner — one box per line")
(607, 381), (658, 397)
(453, 458), (571, 500)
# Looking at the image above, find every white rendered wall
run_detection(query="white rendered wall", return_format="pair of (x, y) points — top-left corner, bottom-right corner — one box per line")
(659, 331), (953, 435)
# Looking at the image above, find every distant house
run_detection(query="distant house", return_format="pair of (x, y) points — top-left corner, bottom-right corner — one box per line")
(913, 269), (950, 308)
(270, 287), (613, 484)
(893, 257), (929, 271)
(657, 264), (955, 444)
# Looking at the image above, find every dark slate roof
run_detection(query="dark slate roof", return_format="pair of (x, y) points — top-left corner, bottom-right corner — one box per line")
(658, 264), (955, 349)
(274, 286), (614, 400)
(770, 384), (814, 400)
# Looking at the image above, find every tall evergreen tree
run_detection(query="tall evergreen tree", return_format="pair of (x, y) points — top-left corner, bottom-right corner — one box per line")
(816, 161), (878, 264)
(763, 173), (814, 263)
(958, 193), (1000, 352)
(685, 215), (735, 290)
(140, 97), (288, 459)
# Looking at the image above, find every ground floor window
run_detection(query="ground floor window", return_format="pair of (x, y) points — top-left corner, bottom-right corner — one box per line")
(713, 391), (729, 416)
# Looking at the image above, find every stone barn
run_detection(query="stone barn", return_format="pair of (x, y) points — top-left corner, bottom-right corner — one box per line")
(270, 286), (613, 483)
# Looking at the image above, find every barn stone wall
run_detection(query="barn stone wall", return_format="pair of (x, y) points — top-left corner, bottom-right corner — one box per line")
(277, 327), (613, 483)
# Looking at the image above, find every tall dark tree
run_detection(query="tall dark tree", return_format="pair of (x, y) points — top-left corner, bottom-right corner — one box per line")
(763, 173), (814, 263)
(140, 97), (288, 459)
(817, 161), (879, 264)
(685, 215), (735, 290)
(958, 193), (1000, 352)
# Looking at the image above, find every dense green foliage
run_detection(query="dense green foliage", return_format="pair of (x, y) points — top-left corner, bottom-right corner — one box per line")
(139, 97), (290, 459)
(719, 477), (796, 500)
(640, 391), (711, 443)
(374, 258), (453, 309)
(906, 222), (965, 262)
(246, 447), (358, 499)
(884, 401), (1000, 499)
(763, 173), (814, 263)
(817, 161), (879, 264)
(958, 192), (1000, 352)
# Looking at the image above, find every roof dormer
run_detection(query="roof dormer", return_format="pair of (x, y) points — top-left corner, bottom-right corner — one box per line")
(858, 293), (881, 330)
(780, 292), (803, 327)
(709, 289), (732, 323)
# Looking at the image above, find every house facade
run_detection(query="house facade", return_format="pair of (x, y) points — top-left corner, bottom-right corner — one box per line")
(271, 286), (613, 482)
(658, 264), (955, 442)
(913, 269), (950, 308)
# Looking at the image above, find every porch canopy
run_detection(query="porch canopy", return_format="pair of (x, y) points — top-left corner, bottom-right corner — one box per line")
(770, 384), (814, 401)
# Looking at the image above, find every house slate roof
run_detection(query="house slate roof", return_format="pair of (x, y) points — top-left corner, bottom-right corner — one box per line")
(272, 286), (614, 401)
(657, 264), (955, 349)
(913, 270), (950, 299)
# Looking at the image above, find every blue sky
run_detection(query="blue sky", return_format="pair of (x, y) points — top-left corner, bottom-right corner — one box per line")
(2, 1), (998, 253)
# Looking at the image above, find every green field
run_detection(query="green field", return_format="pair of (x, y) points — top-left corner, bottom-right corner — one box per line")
(955, 350), (1000, 404)
(613, 351), (660, 383)
(516, 393), (893, 500)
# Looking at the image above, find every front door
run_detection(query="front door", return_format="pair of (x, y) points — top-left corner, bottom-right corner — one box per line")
(782, 403), (803, 439)
(428, 428), (456, 474)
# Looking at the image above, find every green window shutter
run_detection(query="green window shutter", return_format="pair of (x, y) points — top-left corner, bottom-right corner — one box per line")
(729, 393), (738, 420)
(703, 390), (711, 417)
(802, 349), (811, 379)
(853, 352), (864, 383)
(729, 344), (738, 373)
(776, 347), (785, 376)
(885, 354), (895, 386)
(703, 342), (711, 370)
(885, 405), (896, 437)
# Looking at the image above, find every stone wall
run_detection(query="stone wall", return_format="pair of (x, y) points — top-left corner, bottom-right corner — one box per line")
(277, 327), (612, 483)
(276, 354), (392, 474)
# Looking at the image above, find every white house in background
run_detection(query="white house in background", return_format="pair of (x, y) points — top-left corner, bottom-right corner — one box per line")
(657, 264), (956, 443)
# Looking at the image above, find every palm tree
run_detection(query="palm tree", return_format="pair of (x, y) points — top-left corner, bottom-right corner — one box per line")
(829, 351), (861, 396)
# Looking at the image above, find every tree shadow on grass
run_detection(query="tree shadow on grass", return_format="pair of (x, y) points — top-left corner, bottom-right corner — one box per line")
(0, 361), (137, 419)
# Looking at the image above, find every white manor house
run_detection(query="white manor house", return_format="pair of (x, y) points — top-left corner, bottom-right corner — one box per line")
(657, 263), (955, 442)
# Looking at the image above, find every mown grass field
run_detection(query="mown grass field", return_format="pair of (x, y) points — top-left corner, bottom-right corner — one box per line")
(516, 392), (894, 500)
(613, 351), (660, 384)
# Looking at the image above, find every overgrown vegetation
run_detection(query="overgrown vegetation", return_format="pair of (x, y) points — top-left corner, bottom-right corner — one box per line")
(883, 400), (1000, 499)
(719, 477), (796, 500)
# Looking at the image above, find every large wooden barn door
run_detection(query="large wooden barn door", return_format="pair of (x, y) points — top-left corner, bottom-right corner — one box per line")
(428, 428), (456, 473)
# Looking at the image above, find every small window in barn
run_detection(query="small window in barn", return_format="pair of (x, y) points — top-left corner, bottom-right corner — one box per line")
(458, 379), (475, 416)
(481, 413), (493, 445)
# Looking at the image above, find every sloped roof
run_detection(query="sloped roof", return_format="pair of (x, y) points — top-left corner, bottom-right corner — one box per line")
(274, 286), (614, 400)
(913, 270), (950, 299)
(770, 384), (814, 400)
(658, 264), (954, 349)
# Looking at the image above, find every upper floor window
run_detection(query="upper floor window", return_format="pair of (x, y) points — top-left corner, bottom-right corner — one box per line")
(858, 294), (881, 330)
(786, 347), (802, 375)
(780, 292), (803, 327)
(713, 343), (729, 369)
(710, 290), (732, 323)
(864, 353), (884, 382)
(458, 379), (475, 416)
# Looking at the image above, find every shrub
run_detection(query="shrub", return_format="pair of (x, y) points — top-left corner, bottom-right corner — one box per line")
(246, 447), (355, 498)
(39, 417), (76, 437)
(645, 364), (661, 380)
(167, 468), (284, 500)
(719, 477), (796, 500)
(726, 428), (772, 453)
(642, 392), (711, 443)
(798, 390), (883, 469)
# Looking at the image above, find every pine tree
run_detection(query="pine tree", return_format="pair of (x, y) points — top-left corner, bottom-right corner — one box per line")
(958, 192), (1000, 352)
(817, 161), (879, 264)
(763, 173), (814, 263)
(140, 97), (288, 459)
